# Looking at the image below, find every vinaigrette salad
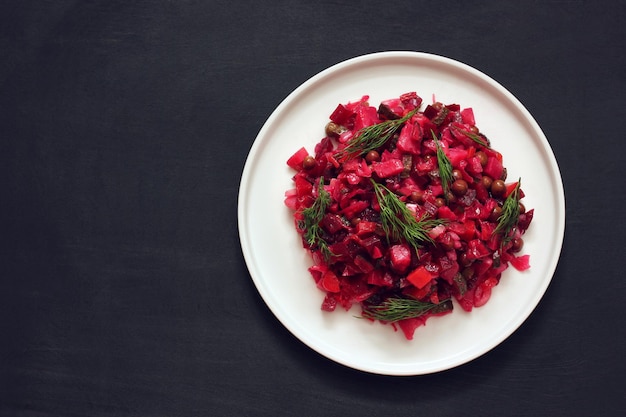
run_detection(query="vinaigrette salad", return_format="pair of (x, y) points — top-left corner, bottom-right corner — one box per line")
(284, 92), (533, 340)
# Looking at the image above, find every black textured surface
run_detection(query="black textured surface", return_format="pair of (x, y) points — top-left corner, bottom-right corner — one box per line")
(1, 1), (625, 416)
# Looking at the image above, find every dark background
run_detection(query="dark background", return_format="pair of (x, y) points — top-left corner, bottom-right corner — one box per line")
(1, 1), (624, 416)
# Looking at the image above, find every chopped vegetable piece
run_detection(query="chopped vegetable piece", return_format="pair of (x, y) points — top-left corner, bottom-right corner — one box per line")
(407, 266), (435, 289)
(285, 93), (534, 340)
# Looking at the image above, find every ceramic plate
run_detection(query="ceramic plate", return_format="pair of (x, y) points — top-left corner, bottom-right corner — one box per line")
(238, 51), (565, 375)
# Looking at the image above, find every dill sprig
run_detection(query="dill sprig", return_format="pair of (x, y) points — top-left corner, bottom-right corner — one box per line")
(336, 108), (419, 161)
(361, 297), (452, 322)
(300, 177), (333, 260)
(450, 125), (490, 148)
(493, 178), (522, 246)
(371, 180), (444, 251)
(431, 130), (453, 198)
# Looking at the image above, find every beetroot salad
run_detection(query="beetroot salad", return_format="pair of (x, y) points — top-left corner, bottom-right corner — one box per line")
(284, 92), (534, 340)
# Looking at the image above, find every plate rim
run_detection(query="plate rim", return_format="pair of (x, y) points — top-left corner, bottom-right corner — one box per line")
(238, 51), (566, 375)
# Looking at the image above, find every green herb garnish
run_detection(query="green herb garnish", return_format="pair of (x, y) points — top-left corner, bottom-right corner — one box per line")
(371, 180), (444, 252)
(299, 177), (333, 260)
(336, 108), (419, 161)
(361, 297), (452, 322)
(431, 130), (453, 198)
(493, 178), (522, 246)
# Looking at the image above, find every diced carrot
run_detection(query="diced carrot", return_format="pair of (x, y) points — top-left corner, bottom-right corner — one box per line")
(407, 266), (434, 289)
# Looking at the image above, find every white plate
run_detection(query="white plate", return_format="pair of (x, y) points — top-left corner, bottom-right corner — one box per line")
(238, 51), (565, 375)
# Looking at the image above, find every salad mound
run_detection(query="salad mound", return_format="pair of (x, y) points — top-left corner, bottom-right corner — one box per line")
(284, 92), (534, 340)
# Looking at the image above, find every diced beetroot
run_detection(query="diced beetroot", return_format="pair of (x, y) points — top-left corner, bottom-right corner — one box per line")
(424, 260), (441, 276)
(284, 190), (298, 210)
(466, 156), (484, 176)
(358, 159), (372, 177)
(478, 220), (496, 241)
(491, 259), (509, 276)
(397, 178), (421, 197)
(446, 147), (468, 168)
(415, 154), (436, 174)
(483, 146), (503, 161)
(428, 224), (446, 240)
(294, 175), (313, 198)
(341, 200), (369, 219)
(314, 136), (333, 157)
(486, 232), (502, 252)
(397, 316), (427, 340)
(342, 172), (360, 185)
(474, 257), (493, 278)
(510, 254), (531, 271)
(455, 160), (475, 183)
(428, 184), (444, 199)
(437, 205), (457, 221)
(354, 104), (380, 132)
(286, 147), (309, 170)
(414, 113), (437, 136)
(484, 155), (504, 180)
(341, 158), (361, 172)
(339, 278), (375, 309)
(447, 220), (474, 242)
(439, 256), (459, 284)
(341, 263), (360, 276)
(325, 242), (350, 263)
(518, 209), (534, 231)
(321, 213), (345, 234)
(473, 282), (492, 307)
(366, 269), (394, 287)
(421, 199), (439, 217)
(372, 159), (405, 178)
(284, 195), (298, 211)
(403, 283), (432, 301)
(396, 122), (423, 154)
(321, 294), (337, 311)
(482, 276), (499, 289)
(504, 181), (518, 198)
(399, 91), (422, 111)
(355, 220), (377, 236)
(379, 149), (397, 162)
(423, 104), (438, 120)
(461, 220), (477, 241)
(457, 189), (476, 209)
(504, 181), (525, 199)
(308, 264), (326, 283)
(460, 107), (475, 125)
(474, 181), (490, 202)
(466, 239), (491, 260)
(345, 95), (370, 111)
(421, 136), (441, 155)
(463, 200), (487, 220)
(365, 269), (383, 286)
(407, 266), (434, 289)
(317, 270), (340, 293)
(326, 152), (340, 169)
(358, 235), (384, 259)
(389, 244), (412, 273)
(352, 255), (373, 273)
(441, 126), (456, 144)
(457, 288), (475, 312)
(329, 104), (354, 125)
(483, 199), (498, 218)
(378, 99), (404, 119)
